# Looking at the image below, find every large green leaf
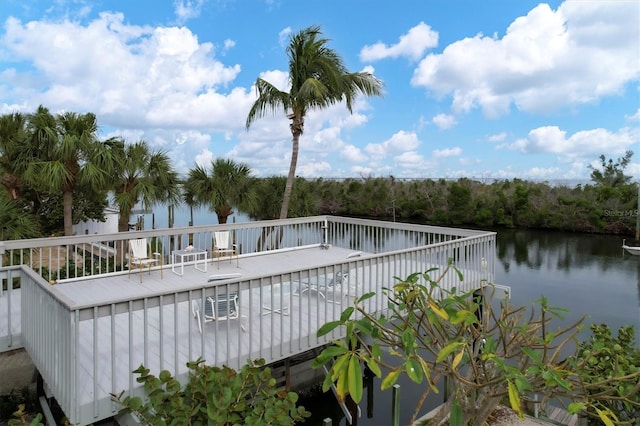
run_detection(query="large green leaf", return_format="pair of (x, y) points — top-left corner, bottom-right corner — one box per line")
(381, 367), (401, 390)
(348, 356), (363, 403)
(450, 399), (463, 426)
(317, 320), (343, 337)
(312, 345), (348, 368)
(436, 341), (464, 363)
(405, 358), (423, 383)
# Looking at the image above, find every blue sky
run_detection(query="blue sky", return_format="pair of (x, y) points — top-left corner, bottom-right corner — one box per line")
(1, 0), (638, 183)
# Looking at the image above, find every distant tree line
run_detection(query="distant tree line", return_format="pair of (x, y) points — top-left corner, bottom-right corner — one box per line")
(0, 106), (635, 239)
(253, 151), (637, 236)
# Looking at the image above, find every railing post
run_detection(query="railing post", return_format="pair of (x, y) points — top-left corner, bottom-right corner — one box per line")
(391, 384), (400, 426)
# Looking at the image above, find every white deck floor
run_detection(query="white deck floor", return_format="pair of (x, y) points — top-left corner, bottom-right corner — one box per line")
(53, 244), (362, 306)
(49, 245), (385, 407)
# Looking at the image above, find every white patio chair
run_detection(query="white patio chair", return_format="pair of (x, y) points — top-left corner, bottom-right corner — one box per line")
(212, 231), (239, 269)
(191, 291), (247, 333)
(128, 238), (163, 283)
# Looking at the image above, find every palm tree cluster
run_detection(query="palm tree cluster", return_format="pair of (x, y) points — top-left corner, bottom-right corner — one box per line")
(0, 106), (180, 239)
(0, 106), (259, 239)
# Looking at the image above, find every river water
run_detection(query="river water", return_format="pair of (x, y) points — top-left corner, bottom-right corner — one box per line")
(300, 227), (640, 426)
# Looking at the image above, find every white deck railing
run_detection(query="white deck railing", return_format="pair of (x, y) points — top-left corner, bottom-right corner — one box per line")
(0, 216), (496, 425)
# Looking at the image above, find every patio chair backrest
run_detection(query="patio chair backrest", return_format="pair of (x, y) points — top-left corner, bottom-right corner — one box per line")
(129, 238), (149, 258)
(206, 291), (239, 321)
(214, 231), (231, 249)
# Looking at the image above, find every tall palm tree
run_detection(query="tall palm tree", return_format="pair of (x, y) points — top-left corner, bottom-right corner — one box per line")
(0, 192), (41, 240)
(183, 158), (256, 224)
(0, 112), (30, 201)
(25, 107), (116, 236)
(111, 140), (181, 232)
(246, 25), (383, 219)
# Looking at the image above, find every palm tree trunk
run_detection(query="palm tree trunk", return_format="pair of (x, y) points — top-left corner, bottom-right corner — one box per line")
(280, 131), (300, 219)
(116, 206), (133, 267)
(63, 190), (73, 236)
(215, 205), (233, 224)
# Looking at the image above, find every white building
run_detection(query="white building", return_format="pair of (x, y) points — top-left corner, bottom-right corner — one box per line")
(72, 207), (119, 235)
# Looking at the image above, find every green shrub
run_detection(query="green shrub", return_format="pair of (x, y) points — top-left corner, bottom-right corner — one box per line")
(576, 324), (640, 425)
(112, 358), (310, 426)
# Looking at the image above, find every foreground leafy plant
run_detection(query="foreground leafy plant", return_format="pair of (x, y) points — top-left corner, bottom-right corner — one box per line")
(576, 324), (640, 424)
(7, 405), (43, 426)
(112, 358), (310, 426)
(313, 265), (639, 425)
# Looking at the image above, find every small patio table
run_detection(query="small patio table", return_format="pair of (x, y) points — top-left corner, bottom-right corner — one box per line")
(171, 249), (208, 276)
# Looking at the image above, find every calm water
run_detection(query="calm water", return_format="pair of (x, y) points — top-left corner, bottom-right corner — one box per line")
(301, 228), (640, 426)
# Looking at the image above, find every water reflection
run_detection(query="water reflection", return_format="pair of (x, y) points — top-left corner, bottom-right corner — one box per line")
(498, 229), (627, 272)
(495, 229), (639, 345)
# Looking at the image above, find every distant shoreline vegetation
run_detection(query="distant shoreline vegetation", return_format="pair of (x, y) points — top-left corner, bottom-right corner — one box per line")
(144, 174), (639, 237)
(243, 173), (637, 236)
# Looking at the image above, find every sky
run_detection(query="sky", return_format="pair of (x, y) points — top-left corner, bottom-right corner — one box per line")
(0, 0), (639, 184)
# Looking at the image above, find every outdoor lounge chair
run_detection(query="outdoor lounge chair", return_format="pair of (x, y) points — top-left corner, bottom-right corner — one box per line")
(191, 291), (247, 333)
(212, 231), (239, 269)
(298, 270), (351, 303)
(128, 238), (163, 283)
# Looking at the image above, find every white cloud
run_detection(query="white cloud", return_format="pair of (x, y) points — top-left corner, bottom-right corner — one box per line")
(364, 130), (420, 160)
(174, 0), (205, 24)
(351, 165), (374, 176)
(395, 151), (425, 169)
(626, 108), (640, 122)
(297, 161), (331, 177)
(339, 145), (367, 162)
(194, 148), (215, 168)
(432, 113), (457, 130)
(175, 130), (211, 148)
(257, 69), (289, 92)
(411, 1), (640, 117)
(360, 22), (438, 62)
(627, 161), (640, 179)
(0, 13), (246, 130)
(458, 157), (480, 167)
(278, 27), (292, 47)
(527, 167), (560, 179)
(488, 132), (507, 142)
(505, 125), (639, 160)
(433, 147), (462, 158)
(222, 39), (235, 54)
(307, 126), (343, 153)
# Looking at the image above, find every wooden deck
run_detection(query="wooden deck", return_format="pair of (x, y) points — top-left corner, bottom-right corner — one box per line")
(49, 245), (385, 407)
